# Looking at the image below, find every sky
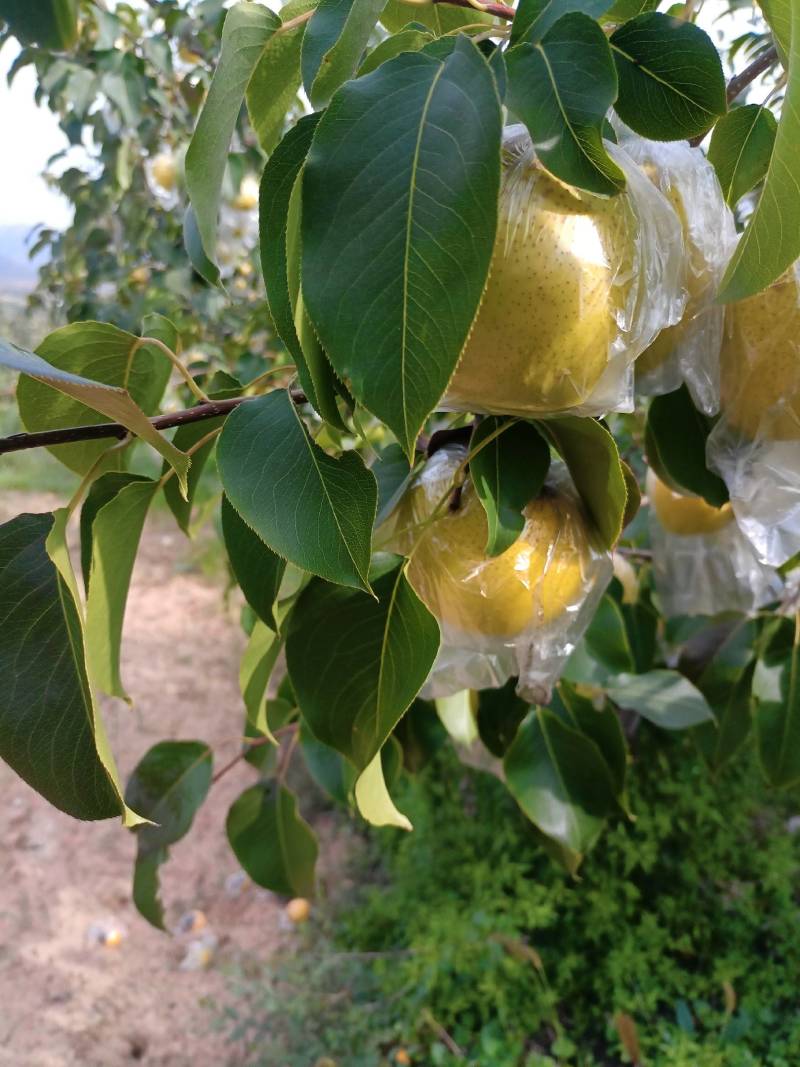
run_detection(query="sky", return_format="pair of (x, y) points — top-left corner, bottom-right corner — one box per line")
(0, 39), (74, 229)
(0, 1), (763, 235)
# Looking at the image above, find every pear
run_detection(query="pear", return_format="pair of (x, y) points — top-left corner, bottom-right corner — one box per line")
(719, 268), (800, 440)
(232, 175), (259, 212)
(647, 469), (733, 536)
(628, 140), (732, 383)
(150, 152), (178, 192)
(446, 133), (681, 416)
(391, 450), (593, 638)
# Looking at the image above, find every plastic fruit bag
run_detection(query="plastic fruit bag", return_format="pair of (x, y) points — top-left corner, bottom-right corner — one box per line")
(384, 446), (612, 703)
(443, 125), (686, 419)
(706, 262), (800, 566)
(622, 136), (736, 414)
(647, 471), (782, 616)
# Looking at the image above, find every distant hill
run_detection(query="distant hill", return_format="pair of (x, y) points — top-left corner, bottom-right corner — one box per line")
(0, 224), (51, 295)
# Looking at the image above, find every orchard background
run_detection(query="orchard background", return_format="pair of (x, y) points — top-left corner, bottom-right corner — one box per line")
(1, 0), (800, 1063)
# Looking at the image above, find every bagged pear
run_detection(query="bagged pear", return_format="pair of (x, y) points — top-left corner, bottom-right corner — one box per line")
(647, 471), (782, 617)
(443, 125), (686, 419)
(622, 137), (736, 414)
(707, 261), (800, 566)
(384, 445), (612, 702)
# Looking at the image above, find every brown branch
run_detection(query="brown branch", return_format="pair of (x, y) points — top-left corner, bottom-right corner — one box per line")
(434, 0), (516, 19)
(689, 45), (779, 146)
(726, 44), (779, 105)
(0, 390), (307, 456)
(212, 736), (273, 784)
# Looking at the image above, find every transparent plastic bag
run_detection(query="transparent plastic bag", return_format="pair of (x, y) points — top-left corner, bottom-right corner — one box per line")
(443, 125), (686, 419)
(707, 262), (800, 566)
(621, 137), (736, 415)
(647, 472), (782, 616)
(385, 446), (612, 703)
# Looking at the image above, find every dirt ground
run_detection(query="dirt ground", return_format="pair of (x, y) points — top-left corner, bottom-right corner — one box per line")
(0, 492), (303, 1067)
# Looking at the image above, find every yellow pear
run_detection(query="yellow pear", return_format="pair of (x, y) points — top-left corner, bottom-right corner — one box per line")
(447, 141), (652, 415)
(285, 897), (311, 924)
(232, 175), (259, 212)
(719, 268), (800, 440)
(631, 144), (730, 379)
(128, 265), (150, 286)
(646, 469), (732, 536)
(394, 455), (593, 638)
(151, 152), (178, 192)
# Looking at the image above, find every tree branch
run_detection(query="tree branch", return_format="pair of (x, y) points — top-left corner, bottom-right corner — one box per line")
(0, 390), (307, 456)
(689, 44), (779, 146)
(726, 44), (779, 105)
(434, 0), (516, 20)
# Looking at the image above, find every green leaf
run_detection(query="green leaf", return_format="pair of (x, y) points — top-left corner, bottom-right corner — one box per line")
(0, 513), (124, 821)
(221, 494), (287, 631)
(555, 681), (628, 800)
(393, 697), (446, 771)
(381, 0), (491, 34)
(511, 0), (610, 46)
(610, 13), (726, 141)
(227, 781), (318, 896)
(302, 37), (502, 457)
(645, 386), (728, 507)
(689, 620), (758, 775)
(538, 416), (627, 549)
(476, 678), (529, 757)
(357, 26), (434, 76)
(583, 593), (636, 675)
(504, 705), (618, 872)
(79, 473), (151, 592)
(0, 0), (79, 50)
(240, 620), (283, 738)
(754, 618), (800, 788)
(760, 0), (790, 67)
(125, 741), (213, 929)
(161, 373), (241, 534)
(183, 205), (220, 287)
(506, 13), (624, 197)
(605, 670), (715, 730)
(470, 419), (550, 556)
(217, 390), (377, 591)
(85, 479), (159, 700)
(259, 114), (336, 424)
(718, 2), (799, 302)
(8, 324), (187, 486)
(354, 749), (412, 829)
(286, 562), (440, 771)
(246, 0), (315, 153)
(707, 104), (778, 208)
(602, 0), (658, 19)
(302, 0), (387, 105)
(436, 689), (479, 745)
(372, 443), (415, 528)
(185, 1), (281, 262)
(300, 720), (357, 804)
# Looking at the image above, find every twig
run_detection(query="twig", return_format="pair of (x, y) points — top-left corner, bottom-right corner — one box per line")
(726, 45), (779, 105)
(435, 0), (515, 19)
(0, 389), (308, 456)
(211, 736), (272, 785)
(421, 1009), (466, 1058)
(689, 45), (779, 146)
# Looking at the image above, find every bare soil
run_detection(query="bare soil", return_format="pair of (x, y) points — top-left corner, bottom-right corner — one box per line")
(0, 492), (300, 1067)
